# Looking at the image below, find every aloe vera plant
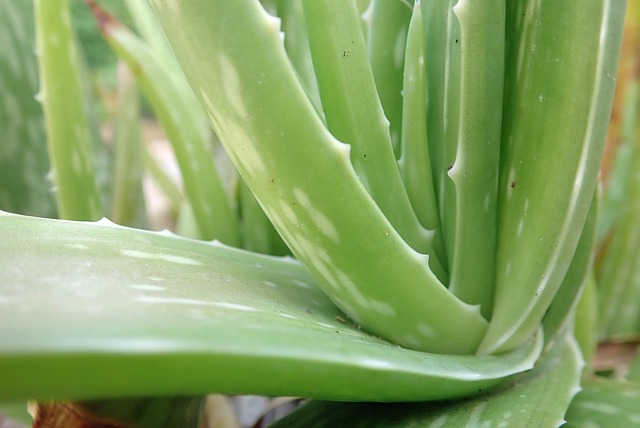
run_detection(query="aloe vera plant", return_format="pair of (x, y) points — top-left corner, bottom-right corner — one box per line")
(0, 0), (637, 426)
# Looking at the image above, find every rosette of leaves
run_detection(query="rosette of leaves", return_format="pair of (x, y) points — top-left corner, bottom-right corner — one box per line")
(0, 0), (632, 427)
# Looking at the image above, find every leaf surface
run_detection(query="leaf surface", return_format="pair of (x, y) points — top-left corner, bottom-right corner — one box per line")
(273, 333), (582, 427)
(0, 212), (540, 402)
(565, 377), (640, 427)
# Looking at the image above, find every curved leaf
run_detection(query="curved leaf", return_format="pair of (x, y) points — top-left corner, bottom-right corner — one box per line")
(367, 0), (412, 156)
(398, 3), (445, 264)
(0, 212), (541, 402)
(273, 333), (582, 428)
(565, 377), (640, 427)
(444, 0), (504, 316)
(147, 0), (488, 354)
(302, 0), (441, 274)
(480, 0), (625, 354)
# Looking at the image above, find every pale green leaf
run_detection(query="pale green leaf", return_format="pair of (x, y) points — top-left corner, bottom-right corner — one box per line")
(367, 0), (412, 155)
(302, 0), (442, 276)
(565, 377), (640, 427)
(480, 0), (625, 354)
(0, 212), (540, 402)
(397, 3), (445, 265)
(148, 0), (488, 355)
(273, 334), (583, 428)
(443, 0), (504, 317)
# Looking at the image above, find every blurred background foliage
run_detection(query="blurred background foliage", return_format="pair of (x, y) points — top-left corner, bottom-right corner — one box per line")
(71, 0), (131, 88)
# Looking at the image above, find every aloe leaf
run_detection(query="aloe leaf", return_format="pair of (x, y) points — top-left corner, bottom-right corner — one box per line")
(110, 62), (147, 228)
(367, 0), (412, 156)
(420, 0), (456, 216)
(479, 0), (625, 354)
(397, 3), (443, 258)
(148, 0), (488, 354)
(35, 0), (103, 221)
(418, 1), (504, 310)
(301, 0), (445, 278)
(88, 3), (240, 245)
(0, 0), (56, 218)
(442, 0), (504, 317)
(565, 377), (640, 427)
(542, 192), (598, 351)
(272, 333), (582, 428)
(0, 211), (540, 402)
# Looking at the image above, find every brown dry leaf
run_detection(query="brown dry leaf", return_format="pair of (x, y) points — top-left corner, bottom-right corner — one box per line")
(32, 402), (129, 428)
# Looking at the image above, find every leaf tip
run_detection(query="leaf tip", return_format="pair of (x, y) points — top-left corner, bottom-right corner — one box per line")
(85, 0), (119, 36)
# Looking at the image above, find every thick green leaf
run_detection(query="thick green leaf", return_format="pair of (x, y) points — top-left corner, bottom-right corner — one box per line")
(480, 0), (625, 354)
(442, 0), (503, 317)
(418, 1), (504, 313)
(565, 377), (640, 427)
(397, 3), (444, 264)
(148, 0), (488, 355)
(0, 212), (541, 402)
(420, 0), (457, 219)
(367, 0), (412, 156)
(272, 334), (582, 428)
(302, 0), (442, 276)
